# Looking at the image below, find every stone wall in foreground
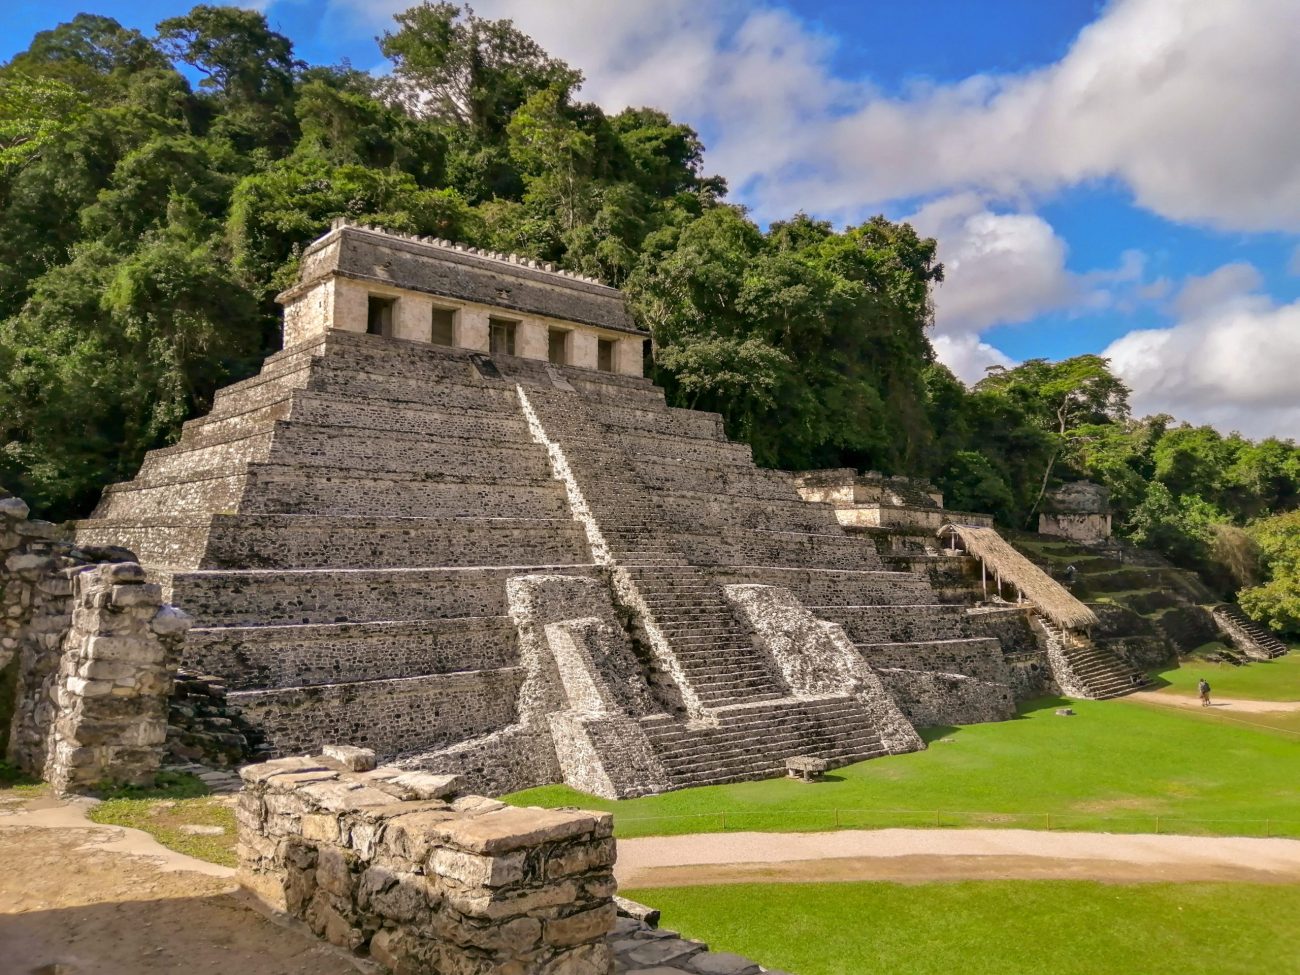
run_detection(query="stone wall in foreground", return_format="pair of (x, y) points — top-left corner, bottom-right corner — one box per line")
(2, 488), (192, 792)
(237, 749), (617, 974)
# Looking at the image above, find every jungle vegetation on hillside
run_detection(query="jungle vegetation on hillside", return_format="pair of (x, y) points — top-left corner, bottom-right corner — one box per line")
(0, 4), (1297, 635)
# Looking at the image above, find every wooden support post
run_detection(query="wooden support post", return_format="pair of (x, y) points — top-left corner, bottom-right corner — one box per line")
(981, 560), (987, 599)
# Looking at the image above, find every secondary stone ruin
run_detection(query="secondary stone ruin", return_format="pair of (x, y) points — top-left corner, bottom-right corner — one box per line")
(1038, 481), (1113, 544)
(1, 488), (190, 791)
(69, 222), (1136, 797)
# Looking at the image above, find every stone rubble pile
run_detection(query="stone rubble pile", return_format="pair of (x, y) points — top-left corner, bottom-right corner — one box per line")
(166, 669), (261, 767)
(609, 912), (790, 974)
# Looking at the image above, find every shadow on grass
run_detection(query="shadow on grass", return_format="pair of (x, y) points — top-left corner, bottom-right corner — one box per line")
(91, 771), (209, 801)
(918, 724), (960, 743)
(1015, 695), (1077, 717)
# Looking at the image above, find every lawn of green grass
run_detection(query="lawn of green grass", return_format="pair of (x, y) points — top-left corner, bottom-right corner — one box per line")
(627, 881), (1300, 975)
(506, 696), (1300, 838)
(86, 772), (237, 866)
(1152, 650), (1300, 701)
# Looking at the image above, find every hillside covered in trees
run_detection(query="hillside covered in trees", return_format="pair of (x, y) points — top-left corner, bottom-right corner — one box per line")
(0, 4), (1297, 637)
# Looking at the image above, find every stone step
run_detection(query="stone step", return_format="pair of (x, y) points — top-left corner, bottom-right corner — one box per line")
(182, 616), (519, 690)
(263, 421), (554, 479)
(657, 732), (885, 766)
(304, 362), (520, 413)
(83, 514), (592, 571)
(161, 564), (599, 627)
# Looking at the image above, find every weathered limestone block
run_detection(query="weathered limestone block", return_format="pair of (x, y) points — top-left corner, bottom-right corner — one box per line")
(516, 319), (549, 361)
(875, 668), (1016, 727)
(237, 751), (618, 975)
(394, 292), (434, 343)
(44, 563), (191, 793)
(323, 744), (377, 771)
(613, 336), (644, 377)
(458, 307), (491, 352)
(569, 330), (598, 370)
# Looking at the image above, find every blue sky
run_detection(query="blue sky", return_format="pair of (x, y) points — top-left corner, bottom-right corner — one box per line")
(3, 0), (1299, 438)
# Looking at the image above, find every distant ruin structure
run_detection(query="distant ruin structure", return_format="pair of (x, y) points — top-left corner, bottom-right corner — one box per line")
(1038, 481), (1112, 544)
(70, 223), (1145, 797)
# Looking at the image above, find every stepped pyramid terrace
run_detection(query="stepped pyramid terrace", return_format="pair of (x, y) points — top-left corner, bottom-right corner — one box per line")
(76, 221), (1142, 798)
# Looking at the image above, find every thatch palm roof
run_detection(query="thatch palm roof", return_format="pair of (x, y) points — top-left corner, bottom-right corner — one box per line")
(940, 523), (1099, 631)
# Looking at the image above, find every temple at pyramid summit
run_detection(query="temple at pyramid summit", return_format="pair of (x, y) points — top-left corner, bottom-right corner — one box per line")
(75, 220), (1148, 798)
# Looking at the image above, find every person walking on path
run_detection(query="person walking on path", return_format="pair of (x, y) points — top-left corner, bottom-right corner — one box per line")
(1198, 678), (1212, 707)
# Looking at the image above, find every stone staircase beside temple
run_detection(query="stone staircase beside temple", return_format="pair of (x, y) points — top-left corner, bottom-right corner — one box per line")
(639, 698), (888, 789)
(1212, 603), (1290, 659)
(507, 362), (1012, 771)
(1036, 619), (1149, 699)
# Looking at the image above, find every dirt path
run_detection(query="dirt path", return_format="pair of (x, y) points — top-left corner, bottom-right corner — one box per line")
(7, 792), (1300, 971)
(1129, 691), (1300, 713)
(615, 828), (1300, 888)
(0, 794), (365, 975)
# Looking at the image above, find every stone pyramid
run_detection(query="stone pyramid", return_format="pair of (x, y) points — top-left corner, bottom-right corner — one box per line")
(77, 224), (1018, 797)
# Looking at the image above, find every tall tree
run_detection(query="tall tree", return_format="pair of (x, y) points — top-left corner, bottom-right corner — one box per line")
(156, 6), (296, 106)
(976, 355), (1131, 523)
(379, 2), (580, 138)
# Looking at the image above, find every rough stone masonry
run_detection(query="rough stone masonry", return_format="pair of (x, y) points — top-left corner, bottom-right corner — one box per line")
(237, 748), (618, 974)
(238, 747), (791, 975)
(2, 487), (191, 792)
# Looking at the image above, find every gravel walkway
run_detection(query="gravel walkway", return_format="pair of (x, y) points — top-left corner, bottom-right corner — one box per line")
(1129, 691), (1300, 713)
(616, 828), (1300, 887)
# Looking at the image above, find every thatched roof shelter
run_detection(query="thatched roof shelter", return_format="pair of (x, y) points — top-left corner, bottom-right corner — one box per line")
(939, 523), (1098, 631)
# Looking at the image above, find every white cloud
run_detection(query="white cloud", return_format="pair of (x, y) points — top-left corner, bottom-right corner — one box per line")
(332, 0), (1300, 229)
(1105, 264), (1300, 438)
(908, 193), (1082, 336)
(759, 0), (1300, 232)
(1172, 263), (1264, 319)
(931, 334), (1016, 385)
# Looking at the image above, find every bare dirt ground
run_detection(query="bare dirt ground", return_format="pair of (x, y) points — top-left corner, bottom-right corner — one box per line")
(615, 828), (1300, 888)
(0, 794), (363, 975)
(6, 791), (1300, 971)
(1129, 691), (1300, 714)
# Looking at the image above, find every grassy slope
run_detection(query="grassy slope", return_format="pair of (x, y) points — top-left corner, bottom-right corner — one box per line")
(1152, 650), (1300, 701)
(627, 881), (1300, 975)
(507, 696), (1300, 838)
